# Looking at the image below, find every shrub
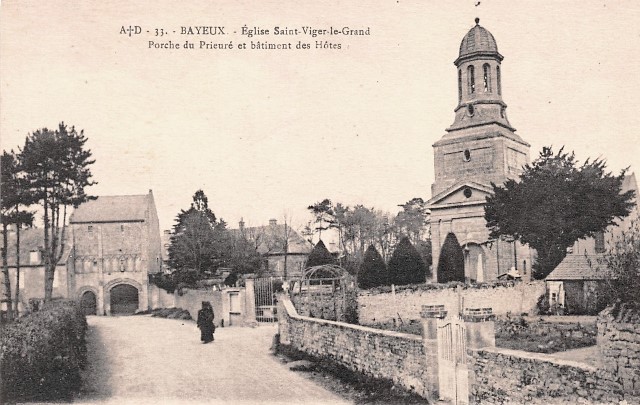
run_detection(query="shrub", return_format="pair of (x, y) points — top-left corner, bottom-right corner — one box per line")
(437, 233), (465, 282)
(388, 237), (427, 286)
(0, 299), (87, 403)
(358, 244), (388, 289)
(306, 240), (336, 267)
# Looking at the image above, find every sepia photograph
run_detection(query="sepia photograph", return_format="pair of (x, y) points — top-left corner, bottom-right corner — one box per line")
(1, 1), (640, 404)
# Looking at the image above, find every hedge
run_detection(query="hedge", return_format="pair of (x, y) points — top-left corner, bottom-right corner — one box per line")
(0, 299), (88, 403)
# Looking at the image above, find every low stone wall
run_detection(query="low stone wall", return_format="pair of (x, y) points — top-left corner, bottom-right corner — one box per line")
(278, 296), (433, 400)
(358, 281), (545, 325)
(598, 304), (640, 396)
(496, 316), (597, 341)
(469, 347), (623, 404)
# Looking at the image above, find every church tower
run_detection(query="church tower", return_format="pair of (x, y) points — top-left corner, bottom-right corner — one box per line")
(427, 19), (533, 282)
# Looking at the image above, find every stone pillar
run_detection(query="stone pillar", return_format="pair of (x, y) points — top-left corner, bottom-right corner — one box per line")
(244, 277), (257, 325)
(463, 308), (496, 349)
(421, 304), (447, 400)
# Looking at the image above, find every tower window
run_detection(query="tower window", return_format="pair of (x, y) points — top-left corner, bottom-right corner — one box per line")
(467, 65), (475, 94)
(463, 149), (471, 162)
(463, 188), (472, 198)
(458, 69), (462, 102)
(497, 65), (501, 95)
(483, 63), (491, 92)
(594, 231), (605, 253)
(88, 225), (93, 232)
(467, 104), (475, 116)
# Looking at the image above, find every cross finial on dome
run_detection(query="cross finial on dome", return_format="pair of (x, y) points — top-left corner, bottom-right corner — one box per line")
(475, 17), (480, 25)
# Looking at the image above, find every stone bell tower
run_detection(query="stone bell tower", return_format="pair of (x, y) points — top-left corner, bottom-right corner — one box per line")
(427, 19), (533, 283)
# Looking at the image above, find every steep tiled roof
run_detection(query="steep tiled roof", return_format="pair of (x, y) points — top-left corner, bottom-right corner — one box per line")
(546, 254), (611, 281)
(1, 227), (72, 267)
(231, 224), (311, 255)
(70, 194), (149, 223)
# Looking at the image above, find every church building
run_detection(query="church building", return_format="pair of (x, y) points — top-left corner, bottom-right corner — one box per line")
(427, 19), (534, 282)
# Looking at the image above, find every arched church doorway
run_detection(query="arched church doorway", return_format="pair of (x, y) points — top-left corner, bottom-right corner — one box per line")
(465, 243), (486, 282)
(110, 284), (139, 315)
(80, 291), (97, 316)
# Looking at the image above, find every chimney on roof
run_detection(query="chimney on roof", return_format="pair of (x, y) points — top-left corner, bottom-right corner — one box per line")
(269, 218), (277, 227)
(239, 218), (245, 231)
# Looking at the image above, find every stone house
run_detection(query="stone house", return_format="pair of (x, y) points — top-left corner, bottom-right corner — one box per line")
(546, 173), (638, 314)
(1, 191), (163, 316)
(233, 218), (311, 279)
(427, 19), (534, 283)
(1, 227), (73, 313)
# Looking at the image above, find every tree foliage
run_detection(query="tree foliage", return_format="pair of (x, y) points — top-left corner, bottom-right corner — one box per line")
(358, 244), (388, 289)
(602, 216), (640, 307)
(1, 151), (35, 318)
(437, 233), (465, 283)
(388, 236), (427, 286)
(19, 123), (96, 301)
(306, 240), (335, 268)
(168, 190), (230, 276)
(485, 147), (635, 279)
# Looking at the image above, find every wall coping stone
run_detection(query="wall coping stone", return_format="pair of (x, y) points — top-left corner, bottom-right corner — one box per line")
(473, 346), (598, 372)
(282, 295), (423, 342)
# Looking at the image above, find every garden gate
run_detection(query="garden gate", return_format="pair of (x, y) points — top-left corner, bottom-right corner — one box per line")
(254, 277), (282, 322)
(437, 315), (469, 404)
(291, 264), (356, 322)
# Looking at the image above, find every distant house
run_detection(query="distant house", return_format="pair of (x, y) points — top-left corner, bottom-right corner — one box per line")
(546, 173), (638, 315)
(2, 190), (163, 316)
(233, 218), (312, 279)
(1, 227), (73, 313)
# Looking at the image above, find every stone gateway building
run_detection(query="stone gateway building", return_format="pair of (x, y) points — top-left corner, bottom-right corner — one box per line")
(69, 191), (163, 315)
(427, 19), (534, 283)
(1, 191), (163, 316)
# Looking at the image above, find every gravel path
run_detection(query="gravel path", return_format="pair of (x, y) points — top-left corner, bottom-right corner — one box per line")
(75, 316), (350, 405)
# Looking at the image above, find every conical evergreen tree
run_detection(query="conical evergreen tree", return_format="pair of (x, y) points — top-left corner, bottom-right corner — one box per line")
(306, 239), (335, 268)
(358, 244), (388, 289)
(437, 232), (465, 283)
(388, 237), (427, 285)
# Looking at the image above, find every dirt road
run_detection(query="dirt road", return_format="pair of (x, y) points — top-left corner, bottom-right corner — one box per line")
(75, 316), (349, 405)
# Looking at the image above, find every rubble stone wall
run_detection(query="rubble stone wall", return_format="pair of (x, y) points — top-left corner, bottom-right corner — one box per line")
(278, 296), (432, 400)
(469, 347), (623, 404)
(598, 304), (640, 397)
(358, 281), (544, 325)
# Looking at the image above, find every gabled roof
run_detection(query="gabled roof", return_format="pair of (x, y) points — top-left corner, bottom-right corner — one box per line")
(231, 224), (312, 255)
(1, 227), (72, 267)
(546, 254), (611, 281)
(426, 181), (493, 207)
(70, 194), (150, 223)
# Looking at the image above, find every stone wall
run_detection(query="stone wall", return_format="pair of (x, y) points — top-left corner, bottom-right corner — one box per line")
(278, 296), (433, 400)
(358, 281), (544, 325)
(598, 304), (640, 396)
(469, 347), (623, 404)
(496, 315), (597, 341)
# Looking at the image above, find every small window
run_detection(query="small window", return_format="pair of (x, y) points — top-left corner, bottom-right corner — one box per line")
(458, 69), (462, 102)
(467, 65), (475, 94)
(523, 260), (527, 274)
(463, 188), (473, 198)
(88, 225), (93, 232)
(483, 63), (491, 92)
(496, 66), (501, 95)
(467, 104), (475, 116)
(463, 149), (471, 162)
(121, 224), (125, 232)
(594, 232), (605, 253)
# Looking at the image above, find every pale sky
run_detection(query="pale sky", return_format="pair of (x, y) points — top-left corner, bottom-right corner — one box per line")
(2, 0), (639, 233)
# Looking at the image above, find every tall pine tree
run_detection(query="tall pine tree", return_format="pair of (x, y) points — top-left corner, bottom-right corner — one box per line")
(437, 233), (465, 283)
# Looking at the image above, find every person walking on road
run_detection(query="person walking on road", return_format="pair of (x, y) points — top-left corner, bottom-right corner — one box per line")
(197, 301), (215, 343)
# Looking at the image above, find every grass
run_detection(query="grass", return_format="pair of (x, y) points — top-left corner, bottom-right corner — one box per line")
(495, 334), (595, 353)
